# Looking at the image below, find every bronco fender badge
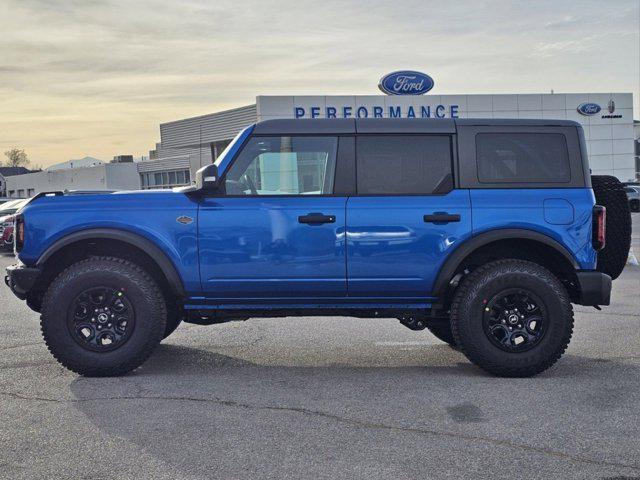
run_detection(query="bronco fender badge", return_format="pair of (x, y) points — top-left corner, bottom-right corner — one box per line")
(176, 215), (193, 225)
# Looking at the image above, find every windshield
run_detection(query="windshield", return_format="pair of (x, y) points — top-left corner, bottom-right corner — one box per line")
(0, 200), (21, 213)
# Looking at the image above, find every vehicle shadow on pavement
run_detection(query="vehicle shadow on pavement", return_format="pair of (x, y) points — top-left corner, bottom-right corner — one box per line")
(64, 344), (640, 480)
(75, 341), (486, 380)
(155, 340), (487, 376)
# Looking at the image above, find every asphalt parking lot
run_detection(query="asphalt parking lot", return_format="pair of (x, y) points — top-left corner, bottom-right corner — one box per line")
(0, 215), (639, 480)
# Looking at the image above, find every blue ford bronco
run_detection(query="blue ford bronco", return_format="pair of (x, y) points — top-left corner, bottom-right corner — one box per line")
(5, 118), (632, 377)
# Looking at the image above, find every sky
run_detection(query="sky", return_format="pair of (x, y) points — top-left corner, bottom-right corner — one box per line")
(0, 0), (639, 167)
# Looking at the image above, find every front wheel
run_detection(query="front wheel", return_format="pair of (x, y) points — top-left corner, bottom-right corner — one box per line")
(450, 259), (574, 377)
(40, 256), (167, 376)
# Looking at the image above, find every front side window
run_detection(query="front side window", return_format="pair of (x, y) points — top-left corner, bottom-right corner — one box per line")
(476, 133), (570, 183)
(356, 135), (452, 195)
(225, 136), (338, 195)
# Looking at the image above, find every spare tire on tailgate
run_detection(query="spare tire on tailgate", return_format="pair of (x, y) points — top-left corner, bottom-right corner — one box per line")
(591, 175), (631, 280)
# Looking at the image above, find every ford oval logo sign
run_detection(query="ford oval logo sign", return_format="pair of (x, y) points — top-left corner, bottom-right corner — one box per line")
(577, 102), (601, 116)
(378, 71), (434, 96)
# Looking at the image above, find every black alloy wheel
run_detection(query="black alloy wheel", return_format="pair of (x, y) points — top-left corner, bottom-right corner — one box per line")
(68, 287), (135, 352)
(482, 289), (546, 353)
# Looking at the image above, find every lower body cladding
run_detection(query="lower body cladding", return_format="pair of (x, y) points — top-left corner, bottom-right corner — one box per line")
(5, 263), (40, 300)
(5, 260), (613, 378)
(575, 271), (611, 307)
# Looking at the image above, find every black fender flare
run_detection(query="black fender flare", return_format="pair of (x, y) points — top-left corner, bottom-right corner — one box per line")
(36, 228), (186, 297)
(432, 229), (579, 298)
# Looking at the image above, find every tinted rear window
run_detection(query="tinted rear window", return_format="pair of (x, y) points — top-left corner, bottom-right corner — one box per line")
(476, 133), (570, 183)
(356, 135), (452, 194)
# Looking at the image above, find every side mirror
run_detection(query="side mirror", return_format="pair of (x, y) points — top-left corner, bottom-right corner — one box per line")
(195, 164), (220, 192)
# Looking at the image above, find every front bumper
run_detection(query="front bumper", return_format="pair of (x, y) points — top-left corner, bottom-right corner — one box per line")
(5, 263), (41, 300)
(576, 271), (611, 306)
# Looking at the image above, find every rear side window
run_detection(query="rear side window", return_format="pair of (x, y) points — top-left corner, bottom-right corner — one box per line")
(356, 135), (452, 194)
(476, 133), (570, 183)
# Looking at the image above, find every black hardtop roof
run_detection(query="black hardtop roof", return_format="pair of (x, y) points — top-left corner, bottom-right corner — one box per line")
(0, 167), (31, 177)
(252, 118), (581, 135)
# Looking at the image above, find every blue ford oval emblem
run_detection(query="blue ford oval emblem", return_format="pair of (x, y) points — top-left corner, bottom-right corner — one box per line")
(577, 102), (601, 116)
(378, 70), (434, 96)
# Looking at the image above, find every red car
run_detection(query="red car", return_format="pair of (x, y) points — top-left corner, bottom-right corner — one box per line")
(1, 222), (14, 251)
(0, 199), (28, 252)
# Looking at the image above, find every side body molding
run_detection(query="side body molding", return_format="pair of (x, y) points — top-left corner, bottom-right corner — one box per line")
(432, 228), (579, 298)
(36, 228), (186, 297)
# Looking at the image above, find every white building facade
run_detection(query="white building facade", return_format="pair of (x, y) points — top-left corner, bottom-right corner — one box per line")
(154, 92), (636, 183)
(5, 163), (140, 198)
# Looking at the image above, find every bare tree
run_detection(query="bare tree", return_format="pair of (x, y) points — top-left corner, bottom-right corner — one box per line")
(3, 148), (29, 168)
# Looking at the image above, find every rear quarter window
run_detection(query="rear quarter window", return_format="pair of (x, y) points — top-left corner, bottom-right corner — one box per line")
(476, 133), (570, 183)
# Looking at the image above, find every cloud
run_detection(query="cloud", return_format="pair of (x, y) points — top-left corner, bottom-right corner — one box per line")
(532, 36), (601, 58)
(0, 0), (638, 165)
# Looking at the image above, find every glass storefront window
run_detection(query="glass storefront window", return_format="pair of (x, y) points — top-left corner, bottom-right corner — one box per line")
(140, 169), (191, 189)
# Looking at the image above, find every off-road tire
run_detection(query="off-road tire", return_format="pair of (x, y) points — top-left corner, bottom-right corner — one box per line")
(427, 323), (457, 347)
(591, 175), (631, 280)
(450, 259), (574, 377)
(41, 256), (167, 376)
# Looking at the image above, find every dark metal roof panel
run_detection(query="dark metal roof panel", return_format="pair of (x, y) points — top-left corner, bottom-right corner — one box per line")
(454, 118), (581, 127)
(0, 167), (31, 177)
(253, 119), (356, 135)
(244, 117), (582, 137)
(356, 118), (456, 134)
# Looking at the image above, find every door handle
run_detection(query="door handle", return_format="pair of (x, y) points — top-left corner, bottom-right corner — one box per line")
(298, 213), (336, 224)
(423, 213), (461, 224)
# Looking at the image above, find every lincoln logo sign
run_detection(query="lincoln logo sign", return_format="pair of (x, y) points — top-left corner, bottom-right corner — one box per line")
(378, 70), (434, 95)
(577, 102), (601, 116)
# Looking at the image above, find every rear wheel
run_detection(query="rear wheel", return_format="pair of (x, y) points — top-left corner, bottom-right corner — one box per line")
(41, 256), (167, 376)
(451, 259), (573, 377)
(591, 175), (631, 280)
(630, 199), (640, 213)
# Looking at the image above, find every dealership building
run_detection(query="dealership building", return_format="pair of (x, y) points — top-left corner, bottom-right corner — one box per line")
(5, 78), (638, 197)
(152, 91), (637, 186)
